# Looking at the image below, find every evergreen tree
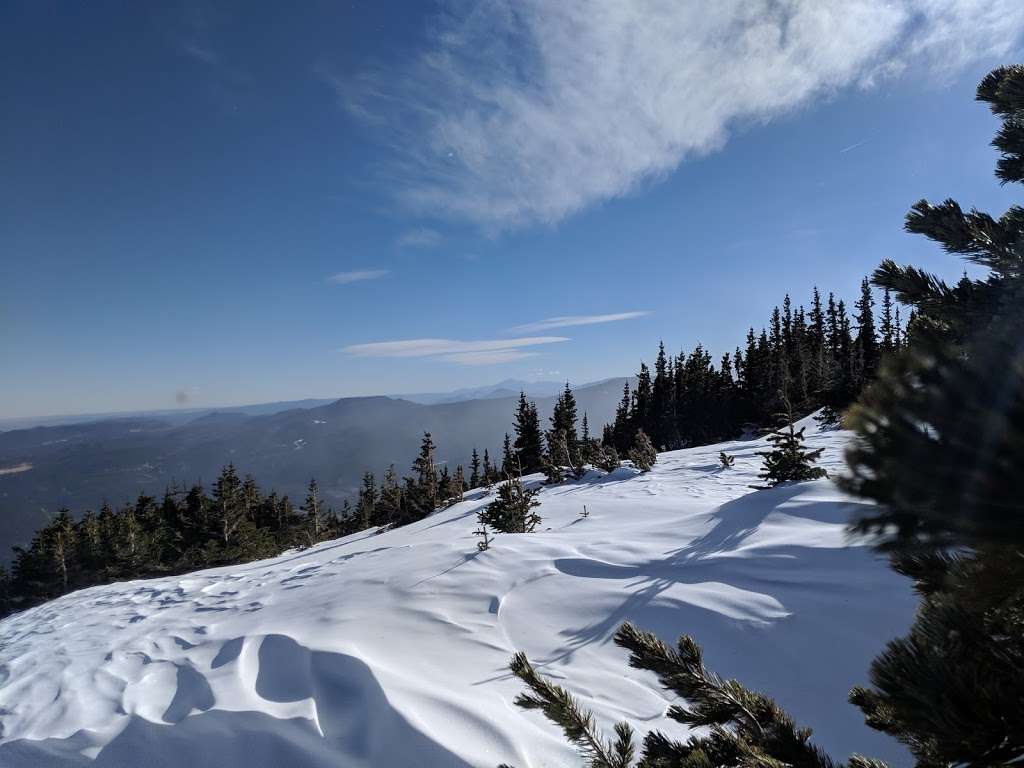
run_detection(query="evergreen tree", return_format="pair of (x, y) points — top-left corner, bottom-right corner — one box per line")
(482, 449), (495, 487)
(300, 478), (325, 544)
(840, 65), (1024, 766)
(755, 397), (827, 487)
(854, 278), (879, 387)
(513, 393), (545, 474)
(612, 382), (633, 452)
(501, 433), (516, 476)
(628, 430), (657, 472)
(478, 475), (541, 534)
(469, 448), (481, 489)
(550, 383), (580, 465)
(411, 432), (439, 517)
(356, 472), (377, 530)
(879, 288), (895, 352)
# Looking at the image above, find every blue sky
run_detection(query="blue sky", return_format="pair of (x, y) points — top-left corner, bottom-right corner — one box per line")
(2, 1), (1023, 419)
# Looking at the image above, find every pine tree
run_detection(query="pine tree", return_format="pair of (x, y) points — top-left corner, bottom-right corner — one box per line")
(356, 472), (377, 530)
(756, 397), (827, 487)
(631, 363), (652, 436)
(411, 432), (439, 517)
(469, 448), (481, 489)
(840, 66), (1024, 766)
(478, 475), (541, 534)
(482, 449), (495, 487)
(879, 288), (895, 352)
(300, 478), (324, 544)
(853, 278), (879, 387)
(513, 393), (545, 474)
(212, 463), (244, 548)
(627, 430), (657, 472)
(501, 433), (516, 476)
(550, 383), (580, 465)
(612, 381), (632, 452)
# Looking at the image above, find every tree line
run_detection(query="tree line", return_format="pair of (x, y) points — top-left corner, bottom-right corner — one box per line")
(0, 276), (895, 619)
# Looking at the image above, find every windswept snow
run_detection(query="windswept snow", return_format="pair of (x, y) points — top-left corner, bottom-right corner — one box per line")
(0, 425), (915, 767)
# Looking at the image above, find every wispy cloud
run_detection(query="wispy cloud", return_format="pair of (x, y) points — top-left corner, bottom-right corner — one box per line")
(396, 228), (441, 248)
(328, 269), (390, 285)
(839, 138), (871, 154)
(508, 311), (651, 334)
(346, 0), (1024, 231)
(342, 336), (569, 365)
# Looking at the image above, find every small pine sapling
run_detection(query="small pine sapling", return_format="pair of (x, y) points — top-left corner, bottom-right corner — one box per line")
(756, 396), (827, 488)
(719, 451), (735, 468)
(478, 474), (542, 534)
(474, 519), (492, 551)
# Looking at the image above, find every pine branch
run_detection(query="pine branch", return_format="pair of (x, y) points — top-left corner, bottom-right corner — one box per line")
(508, 651), (634, 768)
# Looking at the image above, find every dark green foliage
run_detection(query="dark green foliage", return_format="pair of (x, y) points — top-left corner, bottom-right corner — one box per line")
(755, 401), (827, 488)
(4, 466), (341, 617)
(603, 281), (891, 456)
(514, 393), (546, 474)
(470, 448), (482, 489)
(628, 430), (657, 472)
(477, 475), (541, 534)
(504, 622), (881, 768)
(839, 64), (1024, 768)
(848, 546), (1024, 767)
(718, 452), (735, 469)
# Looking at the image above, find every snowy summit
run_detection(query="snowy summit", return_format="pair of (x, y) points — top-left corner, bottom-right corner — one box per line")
(0, 419), (915, 767)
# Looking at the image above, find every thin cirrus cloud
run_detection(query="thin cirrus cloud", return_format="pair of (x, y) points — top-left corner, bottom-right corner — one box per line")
(508, 311), (651, 334)
(341, 0), (1024, 231)
(327, 269), (390, 285)
(342, 336), (569, 366)
(396, 227), (441, 248)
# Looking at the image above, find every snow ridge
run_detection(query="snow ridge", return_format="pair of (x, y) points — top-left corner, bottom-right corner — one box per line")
(0, 424), (914, 767)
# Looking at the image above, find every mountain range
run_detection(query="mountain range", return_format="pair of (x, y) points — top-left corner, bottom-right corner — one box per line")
(0, 378), (628, 561)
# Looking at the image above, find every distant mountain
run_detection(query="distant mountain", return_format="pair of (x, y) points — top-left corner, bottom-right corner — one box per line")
(390, 378), (567, 405)
(0, 378), (630, 562)
(0, 398), (338, 432)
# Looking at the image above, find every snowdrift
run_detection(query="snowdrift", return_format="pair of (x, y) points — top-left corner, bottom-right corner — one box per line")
(0, 425), (915, 767)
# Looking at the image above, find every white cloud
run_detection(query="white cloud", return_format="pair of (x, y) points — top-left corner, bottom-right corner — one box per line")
(342, 336), (569, 365)
(396, 228), (442, 248)
(328, 269), (390, 285)
(346, 0), (1024, 230)
(509, 311), (650, 333)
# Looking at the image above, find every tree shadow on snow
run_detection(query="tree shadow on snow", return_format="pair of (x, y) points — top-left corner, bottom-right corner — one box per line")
(537, 484), (916, 764)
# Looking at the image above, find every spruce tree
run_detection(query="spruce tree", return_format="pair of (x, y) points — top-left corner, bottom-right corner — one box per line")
(470, 448), (482, 489)
(356, 472), (377, 530)
(756, 397), (827, 487)
(478, 474), (541, 534)
(513, 393), (545, 474)
(300, 478), (324, 544)
(411, 432), (439, 517)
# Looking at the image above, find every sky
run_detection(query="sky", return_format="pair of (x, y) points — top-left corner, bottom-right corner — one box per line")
(2, 1), (1023, 419)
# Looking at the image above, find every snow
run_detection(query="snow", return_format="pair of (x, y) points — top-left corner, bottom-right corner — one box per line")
(0, 424), (915, 767)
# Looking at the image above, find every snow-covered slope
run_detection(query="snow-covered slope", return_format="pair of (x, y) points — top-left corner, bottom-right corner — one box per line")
(0, 423), (915, 767)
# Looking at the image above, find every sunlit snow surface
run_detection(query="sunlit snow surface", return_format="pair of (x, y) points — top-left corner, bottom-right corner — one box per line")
(0, 415), (915, 767)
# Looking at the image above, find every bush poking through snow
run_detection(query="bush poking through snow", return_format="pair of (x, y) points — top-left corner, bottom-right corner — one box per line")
(596, 445), (621, 473)
(719, 451), (735, 468)
(474, 521), (492, 551)
(628, 430), (657, 473)
(502, 621), (880, 768)
(477, 475), (541, 534)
